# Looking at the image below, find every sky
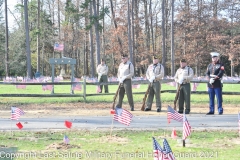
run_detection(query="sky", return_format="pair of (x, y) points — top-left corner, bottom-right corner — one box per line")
(4, 0), (19, 31)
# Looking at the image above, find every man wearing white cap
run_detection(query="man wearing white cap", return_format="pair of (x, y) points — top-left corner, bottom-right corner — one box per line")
(206, 52), (224, 115)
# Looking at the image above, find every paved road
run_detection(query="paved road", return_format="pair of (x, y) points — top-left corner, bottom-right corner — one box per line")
(0, 114), (238, 131)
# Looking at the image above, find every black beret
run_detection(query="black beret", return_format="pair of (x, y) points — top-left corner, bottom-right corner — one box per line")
(180, 59), (187, 62)
(121, 54), (128, 58)
(152, 55), (160, 59)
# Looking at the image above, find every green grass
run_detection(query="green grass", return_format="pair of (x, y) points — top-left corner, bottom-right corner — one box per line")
(0, 83), (240, 105)
(0, 130), (240, 160)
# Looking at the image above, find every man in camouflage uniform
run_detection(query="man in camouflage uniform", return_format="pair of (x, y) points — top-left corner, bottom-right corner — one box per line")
(116, 54), (134, 111)
(206, 52), (224, 115)
(97, 58), (109, 93)
(174, 59), (194, 114)
(144, 55), (164, 112)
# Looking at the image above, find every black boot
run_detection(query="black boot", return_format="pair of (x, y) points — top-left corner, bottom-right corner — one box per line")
(144, 108), (151, 111)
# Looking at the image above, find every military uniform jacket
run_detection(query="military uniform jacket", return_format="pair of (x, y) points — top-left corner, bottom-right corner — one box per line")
(146, 63), (164, 81)
(97, 64), (108, 75)
(174, 66), (194, 84)
(117, 61), (134, 79)
(206, 61), (224, 88)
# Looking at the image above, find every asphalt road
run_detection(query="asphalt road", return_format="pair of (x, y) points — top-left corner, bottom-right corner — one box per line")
(0, 114), (238, 131)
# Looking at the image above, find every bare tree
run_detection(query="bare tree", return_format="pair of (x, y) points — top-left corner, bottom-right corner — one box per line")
(4, 0), (9, 76)
(92, 0), (101, 65)
(24, 0), (32, 78)
(127, 0), (133, 62)
(161, 0), (166, 74)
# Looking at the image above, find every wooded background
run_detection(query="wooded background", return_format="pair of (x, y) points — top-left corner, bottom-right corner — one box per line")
(0, 0), (239, 78)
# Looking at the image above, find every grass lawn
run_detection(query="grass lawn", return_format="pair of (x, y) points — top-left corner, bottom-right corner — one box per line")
(0, 130), (240, 160)
(0, 82), (240, 105)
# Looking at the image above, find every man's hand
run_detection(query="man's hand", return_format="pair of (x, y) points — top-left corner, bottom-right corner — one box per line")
(210, 74), (217, 78)
(178, 76), (184, 84)
(119, 78), (123, 83)
(210, 78), (215, 84)
(122, 76), (127, 81)
(149, 76), (155, 82)
(149, 78), (153, 83)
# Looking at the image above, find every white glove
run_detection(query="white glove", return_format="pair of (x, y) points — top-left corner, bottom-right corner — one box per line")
(151, 76), (155, 81)
(210, 74), (217, 78)
(209, 78), (215, 84)
(119, 78), (123, 83)
(98, 73), (102, 77)
(178, 76), (184, 84)
(121, 76), (127, 81)
(149, 78), (153, 83)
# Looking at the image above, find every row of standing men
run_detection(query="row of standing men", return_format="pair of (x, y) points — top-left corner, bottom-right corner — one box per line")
(96, 52), (224, 115)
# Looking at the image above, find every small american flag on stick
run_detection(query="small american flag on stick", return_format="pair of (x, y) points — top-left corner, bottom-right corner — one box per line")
(113, 107), (133, 126)
(11, 107), (25, 120)
(183, 114), (191, 140)
(167, 105), (183, 123)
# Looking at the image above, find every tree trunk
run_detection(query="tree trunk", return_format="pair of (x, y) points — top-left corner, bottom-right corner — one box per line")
(149, 0), (154, 52)
(171, 0), (175, 76)
(127, 0), (133, 62)
(161, 0), (166, 75)
(131, 0), (135, 69)
(37, 0), (40, 72)
(90, 1), (95, 77)
(109, 0), (123, 55)
(102, 0), (105, 55)
(24, 0), (32, 78)
(93, 0), (101, 65)
(4, 0), (9, 77)
(144, 0), (150, 52)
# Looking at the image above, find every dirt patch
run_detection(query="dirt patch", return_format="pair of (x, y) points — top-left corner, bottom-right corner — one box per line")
(46, 142), (81, 150)
(0, 103), (239, 118)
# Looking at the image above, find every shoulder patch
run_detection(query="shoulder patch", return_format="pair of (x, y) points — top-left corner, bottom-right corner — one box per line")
(221, 66), (224, 70)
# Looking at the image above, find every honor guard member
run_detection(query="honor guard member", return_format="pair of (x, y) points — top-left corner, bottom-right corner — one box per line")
(97, 58), (109, 93)
(174, 59), (194, 114)
(117, 54), (135, 111)
(206, 52), (224, 115)
(144, 55), (164, 112)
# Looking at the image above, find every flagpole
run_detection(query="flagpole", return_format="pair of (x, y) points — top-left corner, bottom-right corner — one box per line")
(238, 109), (240, 137)
(10, 120), (13, 136)
(183, 113), (185, 147)
(183, 139), (185, 147)
(110, 116), (114, 137)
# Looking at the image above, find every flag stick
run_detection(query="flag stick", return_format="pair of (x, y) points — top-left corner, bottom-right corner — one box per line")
(183, 139), (185, 147)
(110, 117), (114, 137)
(238, 109), (240, 137)
(10, 120), (13, 136)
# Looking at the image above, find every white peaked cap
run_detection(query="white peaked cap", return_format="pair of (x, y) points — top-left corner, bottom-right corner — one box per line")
(210, 52), (220, 57)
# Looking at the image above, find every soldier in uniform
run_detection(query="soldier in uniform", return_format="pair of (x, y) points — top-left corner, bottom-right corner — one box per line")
(144, 55), (164, 112)
(174, 59), (194, 114)
(116, 54), (135, 111)
(96, 58), (109, 93)
(206, 52), (224, 115)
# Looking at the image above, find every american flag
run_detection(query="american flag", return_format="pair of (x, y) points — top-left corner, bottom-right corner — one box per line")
(72, 78), (82, 91)
(152, 137), (164, 160)
(162, 138), (176, 160)
(11, 107), (25, 120)
(183, 114), (191, 140)
(113, 107), (133, 126)
(238, 113), (240, 134)
(54, 43), (64, 51)
(167, 105), (183, 123)
(63, 135), (69, 144)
